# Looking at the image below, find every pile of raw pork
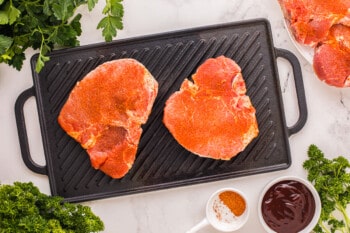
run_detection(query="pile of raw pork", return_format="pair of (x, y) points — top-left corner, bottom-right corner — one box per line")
(278, 0), (350, 87)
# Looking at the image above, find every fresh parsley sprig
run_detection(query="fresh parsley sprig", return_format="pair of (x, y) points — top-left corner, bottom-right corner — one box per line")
(303, 144), (350, 233)
(0, 0), (124, 73)
(0, 182), (104, 232)
(98, 0), (124, 42)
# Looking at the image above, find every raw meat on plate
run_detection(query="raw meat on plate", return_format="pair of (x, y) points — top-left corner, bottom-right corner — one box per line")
(278, 0), (350, 88)
(279, 0), (350, 47)
(313, 24), (350, 87)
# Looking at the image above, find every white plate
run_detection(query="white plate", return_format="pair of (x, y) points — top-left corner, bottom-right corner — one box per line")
(284, 19), (314, 64)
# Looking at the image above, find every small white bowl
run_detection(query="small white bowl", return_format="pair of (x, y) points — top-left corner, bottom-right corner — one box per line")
(206, 187), (250, 232)
(258, 176), (321, 233)
(186, 187), (249, 233)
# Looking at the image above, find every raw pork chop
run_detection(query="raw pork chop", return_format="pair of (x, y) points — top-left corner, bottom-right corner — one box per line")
(278, 0), (350, 47)
(313, 24), (350, 87)
(58, 59), (158, 178)
(278, 0), (350, 87)
(163, 56), (259, 160)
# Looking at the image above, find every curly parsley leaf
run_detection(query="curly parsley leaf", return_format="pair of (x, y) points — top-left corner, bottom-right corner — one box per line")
(303, 144), (350, 233)
(0, 182), (104, 232)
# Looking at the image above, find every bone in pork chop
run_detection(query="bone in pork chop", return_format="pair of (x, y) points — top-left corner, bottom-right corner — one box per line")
(58, 59), (158, 178)
(163, 56), (259, 160)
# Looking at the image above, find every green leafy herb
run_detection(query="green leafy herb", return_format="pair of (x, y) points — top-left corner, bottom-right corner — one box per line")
(97, 0), (124, 42)
(303, 144), (350, 233)
(0, 0), (124, 73)
(0, 182), (104, 232)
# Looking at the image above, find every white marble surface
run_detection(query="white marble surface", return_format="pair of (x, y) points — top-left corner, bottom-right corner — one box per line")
(1, 0), (350, 232)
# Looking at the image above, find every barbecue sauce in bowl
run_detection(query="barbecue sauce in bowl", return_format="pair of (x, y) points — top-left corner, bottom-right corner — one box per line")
(261, 180), (316, 233)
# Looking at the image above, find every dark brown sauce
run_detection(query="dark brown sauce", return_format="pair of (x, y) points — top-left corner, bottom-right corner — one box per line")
(261, 180), (315, 233)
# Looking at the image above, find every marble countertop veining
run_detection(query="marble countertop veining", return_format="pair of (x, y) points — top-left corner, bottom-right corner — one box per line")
(1, 0), (350, 232)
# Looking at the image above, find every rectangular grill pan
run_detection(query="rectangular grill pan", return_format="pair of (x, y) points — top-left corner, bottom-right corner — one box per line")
(15, 18), (307, 202)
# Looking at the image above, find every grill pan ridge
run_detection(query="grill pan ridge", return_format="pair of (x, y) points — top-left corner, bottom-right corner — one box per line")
(15, 19), (307, 202)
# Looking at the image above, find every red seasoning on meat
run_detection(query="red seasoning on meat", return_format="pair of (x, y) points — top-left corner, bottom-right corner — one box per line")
(163, 56), (259, 160)
(58, 59), (158, 178)
(279, 0), (350, 47)
(313, 24), (350, 87)
(278, 0), (350, 88)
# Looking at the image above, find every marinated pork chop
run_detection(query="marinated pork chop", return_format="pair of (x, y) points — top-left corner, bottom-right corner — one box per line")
(58, 59), (158, 178)
(278, 0), (350, 47)
(313, 24), (350, 87)
(163, 56), (259, 160)
(278, 0), (350, 88)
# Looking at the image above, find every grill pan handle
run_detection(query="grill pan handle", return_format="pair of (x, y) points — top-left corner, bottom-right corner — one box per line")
(275, 48), (308, 136)
(15, 87), (47, 175)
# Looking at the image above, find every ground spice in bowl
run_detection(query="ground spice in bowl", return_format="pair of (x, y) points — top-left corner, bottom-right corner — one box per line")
(206, 188), (249, 231)
(218, 191), (246, 216)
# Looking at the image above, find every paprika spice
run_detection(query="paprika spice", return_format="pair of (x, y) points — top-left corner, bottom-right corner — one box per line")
(218, 190), (246, 216)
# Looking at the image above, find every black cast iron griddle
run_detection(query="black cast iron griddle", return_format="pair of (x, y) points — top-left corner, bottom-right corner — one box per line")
(15, 18), (307, 202)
